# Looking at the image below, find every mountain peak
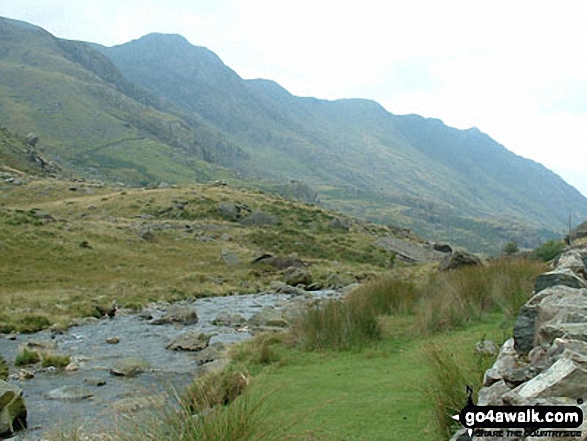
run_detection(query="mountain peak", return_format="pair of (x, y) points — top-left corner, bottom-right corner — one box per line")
(137, 33), (191, 45)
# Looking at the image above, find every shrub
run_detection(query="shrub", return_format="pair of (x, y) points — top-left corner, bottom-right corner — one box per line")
(533, 239), (566, 262)
(503, 241), (519, 255)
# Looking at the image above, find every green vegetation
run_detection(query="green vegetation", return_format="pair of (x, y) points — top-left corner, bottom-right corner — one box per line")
(503, 240), (519, 255)
(40, 352), (71, 368)
(533, 239), (566, 262)
(15, 347), (41, 366)
(1, 17), (584, 255)
(291, 293), (382, 351)
(0, 178), (409, 332)
(0, 354), (8, 380)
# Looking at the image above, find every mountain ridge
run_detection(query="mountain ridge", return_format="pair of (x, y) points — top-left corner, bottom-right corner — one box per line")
(1, 19), (585, 252)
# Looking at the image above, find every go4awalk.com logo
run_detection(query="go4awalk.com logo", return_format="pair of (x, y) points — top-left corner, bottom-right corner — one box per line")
(452, 387), (584, 438)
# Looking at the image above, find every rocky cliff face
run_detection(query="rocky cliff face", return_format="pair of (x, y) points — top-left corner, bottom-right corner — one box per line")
(452, 249), (587, 440)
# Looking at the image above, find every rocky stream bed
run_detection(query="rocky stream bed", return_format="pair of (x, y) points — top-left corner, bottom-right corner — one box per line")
(0, 289), (340, 440)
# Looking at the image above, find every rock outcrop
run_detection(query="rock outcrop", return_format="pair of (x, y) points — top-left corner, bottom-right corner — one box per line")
(452, 249), (587, 440)
(0, 381), (27, 437)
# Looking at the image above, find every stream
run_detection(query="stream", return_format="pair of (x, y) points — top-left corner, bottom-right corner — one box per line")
(0, 289), (338, 440)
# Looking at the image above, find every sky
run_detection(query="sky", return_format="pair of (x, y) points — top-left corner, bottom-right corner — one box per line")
(1, 1), (586, 195)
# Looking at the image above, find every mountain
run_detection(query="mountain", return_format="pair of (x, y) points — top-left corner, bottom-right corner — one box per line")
(97, 33), (587, 252)
(0, 17), (245, 186)
(1, 17), (585, 252)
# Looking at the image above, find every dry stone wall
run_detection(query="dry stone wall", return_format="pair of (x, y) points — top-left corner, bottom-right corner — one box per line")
(452, 249), (587, 441)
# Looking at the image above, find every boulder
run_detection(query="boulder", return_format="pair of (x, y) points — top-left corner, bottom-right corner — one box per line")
(211, 312), (247, 328)
(45, 385), (94, 401)
(248, 307), (289, 328)
(194, 342), (226, 365)
(217, 202), (239, 221)
(0, 381), (26, 436)
(239, 210), (277, 226)
(438, 249), (482, 271)
(504, 350), (587, 403)
(150, 304), (198, 325)
(433, 242), (453, 253)
(221, 249), (240, 266)
(328, 217), (350, 231)
(514, 285), (587, 353)
(325, 273), (344, 289)
(269, 281), (306, 296)
(556, 250), (586, 276)
(252, 254), (304, 270)
(83, 378), (106, 387)
(282, 266), (312, 286)
(475, 340), (499, 357)
(109, 358), (149, 377)
(166, 331), (211, 351)
(533, 269), (587, 293)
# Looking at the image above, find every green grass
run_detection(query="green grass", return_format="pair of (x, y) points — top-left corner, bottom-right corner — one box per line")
(15, 347), (41, 366)
(0, 178), (411, 332)
(233, 315), (507, 441)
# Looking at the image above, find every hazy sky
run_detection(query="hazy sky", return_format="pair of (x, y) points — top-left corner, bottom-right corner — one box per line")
(1, 1), (586, 195)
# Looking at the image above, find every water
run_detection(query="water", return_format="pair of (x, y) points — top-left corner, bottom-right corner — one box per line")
(0, 290), (337, 439)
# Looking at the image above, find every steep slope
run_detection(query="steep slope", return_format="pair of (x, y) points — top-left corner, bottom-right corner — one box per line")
(0, 127), (56, 176)
(0, 17), (245, 186)
(98, 34), (587, 251)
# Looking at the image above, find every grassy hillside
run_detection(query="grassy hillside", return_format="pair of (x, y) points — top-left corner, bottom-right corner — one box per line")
(2, 17), (585, 253)
(98, 34), (587, 253)
(0, 17), (245, 187)
(0, 175), (416, 333)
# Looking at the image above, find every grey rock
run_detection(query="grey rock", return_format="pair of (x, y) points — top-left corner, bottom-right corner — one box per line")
(239, 210), (277, 226)
(514, 306), (538, 354)
(556, 251), (586, 276)
(248, 307), (289, 328)
(0, 381), (26, 436)
(221, 249), (240, 266)
(438, 249), (482, 271)
(282, 266), (312, 286)
(211, 312), (246, 328)
(166, 331), (211, 351)
(150, 304), (198, 325)
(533, 269), (587, 294)
(109, 358), (149, 377)
(45, 385), (94, 401)
(269, 281), (306, 296)
(477, 380), (511, 406)
(83, 378), (106, 387)
(328, 217), (350, 231)
(218, 202), (239, 221)
(475, 340), (499, 357)
(433, 242), (453, 253)
(194, 342), (226, 365)
(253, 254), (305, 270)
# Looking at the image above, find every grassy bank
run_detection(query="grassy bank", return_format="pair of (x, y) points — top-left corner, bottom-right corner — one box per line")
(0, 178), (405, 332)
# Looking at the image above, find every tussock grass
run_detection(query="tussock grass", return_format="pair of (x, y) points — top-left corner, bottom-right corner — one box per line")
(416, 257), (545, 333)
(41, 352), (71, 368)
(291, 293), (381, 352)
(14, 347), (40, 366)
(351, 277), (419, 315)
(425, 343), (496, 440)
